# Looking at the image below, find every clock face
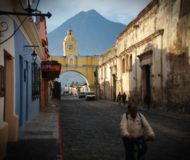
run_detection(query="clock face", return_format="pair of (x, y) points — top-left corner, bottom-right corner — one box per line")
(68, 44), (74, 51)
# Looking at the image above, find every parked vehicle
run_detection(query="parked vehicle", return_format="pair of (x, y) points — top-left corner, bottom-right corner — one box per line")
(85, 91), (96, 100)
(78, 92), (86, 98)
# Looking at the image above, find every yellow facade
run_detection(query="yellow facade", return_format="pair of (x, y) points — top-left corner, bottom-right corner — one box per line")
(49, 29), (99, 92)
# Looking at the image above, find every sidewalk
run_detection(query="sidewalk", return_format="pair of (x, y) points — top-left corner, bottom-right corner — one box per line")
(5, 99), (62, 160)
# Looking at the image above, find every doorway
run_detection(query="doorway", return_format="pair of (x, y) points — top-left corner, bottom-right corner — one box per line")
(112, 74), (116, 101)
(4, 52), (14, 120)
(19, 56), (23, 127)
(25, 61), (29, 121)
(142, 64), (151, 107)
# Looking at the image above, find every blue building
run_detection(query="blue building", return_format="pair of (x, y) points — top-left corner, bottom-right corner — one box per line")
(0, 1), (50, 159)
(14, 24), (41, 127)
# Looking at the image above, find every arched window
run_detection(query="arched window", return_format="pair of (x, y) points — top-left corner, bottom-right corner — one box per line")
(101, 67), (103, 80)
(129, 54), (133, 71)
(126, 55), (128, 71)
(104, 66), (107, 79)
(68, 56), (75, 65)
(69, 59), (73, 64)
(122, 58), (125, 73)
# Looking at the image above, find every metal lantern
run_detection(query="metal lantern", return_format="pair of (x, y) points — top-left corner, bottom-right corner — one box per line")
(31, 50), (37, 62)
(19, 0), (40, 13)
(0, 0), (51, 19)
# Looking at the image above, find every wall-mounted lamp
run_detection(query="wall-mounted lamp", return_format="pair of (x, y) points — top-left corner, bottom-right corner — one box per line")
(24, 45), (38, 62)
(0, 0), (51, 18)
(20, 0), (39, 13)
(31, 50), (37, 62)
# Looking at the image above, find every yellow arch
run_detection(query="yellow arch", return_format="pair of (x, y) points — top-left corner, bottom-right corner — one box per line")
(49, 55), (100, 92)
(60, 70), (89, 86)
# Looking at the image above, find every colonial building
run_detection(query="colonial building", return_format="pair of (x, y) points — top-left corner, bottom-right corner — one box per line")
(98, 0), (190, 112)
(0, 0), (50, 159)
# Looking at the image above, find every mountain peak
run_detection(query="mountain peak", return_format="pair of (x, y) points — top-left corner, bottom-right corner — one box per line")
(86, 9), (98, 14)
(78, 9), (99, 15)
(73, 9), (103, 21)
(85, 9), (103, 19)
(48, 10), (125, 56)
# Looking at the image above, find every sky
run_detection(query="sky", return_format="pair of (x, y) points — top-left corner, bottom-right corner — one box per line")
(38, 0), (151, 33)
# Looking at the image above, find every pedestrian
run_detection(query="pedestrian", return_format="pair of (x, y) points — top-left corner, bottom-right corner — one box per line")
(117, 92), (122, 105)
(120, 104), (155, 160)
(122, 92), (127, 106)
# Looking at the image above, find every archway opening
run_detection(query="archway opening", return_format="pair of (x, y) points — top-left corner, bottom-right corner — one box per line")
(57, 71), (90, 96)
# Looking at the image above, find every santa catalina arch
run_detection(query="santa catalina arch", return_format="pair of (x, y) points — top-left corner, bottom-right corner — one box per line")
(49, 29), (99, 92)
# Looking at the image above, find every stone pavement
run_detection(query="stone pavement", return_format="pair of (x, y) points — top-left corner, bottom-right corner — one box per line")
(4, 98), (190, 160)
(5, 99), (63, 160)
(60, 98), (190, 160)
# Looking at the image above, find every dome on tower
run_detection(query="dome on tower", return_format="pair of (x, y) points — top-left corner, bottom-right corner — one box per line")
(64, 29), (76, 42)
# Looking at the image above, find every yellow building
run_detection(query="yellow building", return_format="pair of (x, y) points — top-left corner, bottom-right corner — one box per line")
(49, 29), (100, 93)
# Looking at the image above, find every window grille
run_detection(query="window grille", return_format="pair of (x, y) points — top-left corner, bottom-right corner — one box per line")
(32, 62), (40, 100)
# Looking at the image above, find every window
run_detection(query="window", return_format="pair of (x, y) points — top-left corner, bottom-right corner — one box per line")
(0, 65), (5, 97)
(180, 0), (190, 17)
(104, 66), (107, 79)
(122, 58), (125, 73)
(129, 54), (133, 71)
(101, 68), (103, 80)
(68, 56), (75, 65)
(32, 62), (40, 100)
(69, 59), (73, 64)
(126, 55), (129, 71)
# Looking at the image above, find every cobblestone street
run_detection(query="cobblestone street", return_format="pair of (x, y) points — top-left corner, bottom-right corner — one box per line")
(59, 97), (190, 160)
(4, 97), (190, 160)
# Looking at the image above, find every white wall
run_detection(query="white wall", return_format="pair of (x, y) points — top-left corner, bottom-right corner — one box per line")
(0, 14), (15, 122)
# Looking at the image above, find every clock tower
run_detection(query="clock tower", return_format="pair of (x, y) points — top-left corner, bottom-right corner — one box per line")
(63, 29), (78, 56)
